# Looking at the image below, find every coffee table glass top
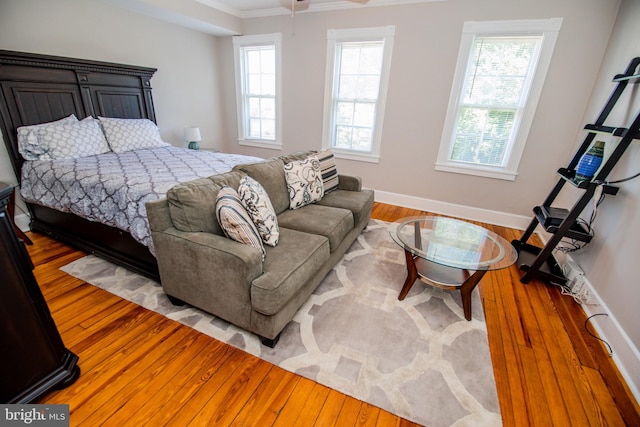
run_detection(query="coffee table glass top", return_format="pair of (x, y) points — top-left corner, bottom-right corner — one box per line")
(389, 216), (518, 271)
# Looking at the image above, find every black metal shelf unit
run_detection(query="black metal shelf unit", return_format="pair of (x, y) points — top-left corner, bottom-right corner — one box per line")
(513, 57), (640, 284)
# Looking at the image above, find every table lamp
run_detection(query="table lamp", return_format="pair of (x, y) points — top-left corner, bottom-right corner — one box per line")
(184, 126), (201, 150)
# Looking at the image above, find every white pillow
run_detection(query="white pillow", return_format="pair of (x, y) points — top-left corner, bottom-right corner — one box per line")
(284, 156), (324, 209)
(216, 186), (266, 260)
(35, 118), (111, 160)
(17, 114), (78, 160)
(238, 175), (279, 247)
(98, 117), (169, 153)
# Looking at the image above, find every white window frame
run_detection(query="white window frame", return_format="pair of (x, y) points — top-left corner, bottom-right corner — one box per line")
(436, 18), (562, 180)
(322, 26), (395, 163)
(233, 33), (283, 150)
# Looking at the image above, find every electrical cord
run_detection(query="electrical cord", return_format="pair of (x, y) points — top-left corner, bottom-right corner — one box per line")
(554, 184), (606, 254)
(585, 313), (613, 356)
(555, 239), (587, 253)
(555, 282), (589, 305)
(556, 263), (590, 305)
(604, 170), (640, 184)
(556, 168), (640, 254)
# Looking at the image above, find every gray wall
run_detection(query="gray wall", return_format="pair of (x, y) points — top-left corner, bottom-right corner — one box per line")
(0, 0), (227, 189)
(557, 0), (640, 396)
(220, 0), (620, 221)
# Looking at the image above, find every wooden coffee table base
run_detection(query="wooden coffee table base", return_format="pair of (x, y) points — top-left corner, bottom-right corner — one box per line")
(398, 250), (487, 321)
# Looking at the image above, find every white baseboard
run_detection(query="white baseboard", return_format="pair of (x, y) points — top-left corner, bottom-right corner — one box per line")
(565, 256), (640, 404)
(373, 189), (532, 230)
(15, 213), (30, 232)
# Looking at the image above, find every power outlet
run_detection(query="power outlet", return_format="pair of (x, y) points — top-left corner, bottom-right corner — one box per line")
(562, 258), (591, 304)
(571, 276), (585, 294)
(564, 258), (585, 291)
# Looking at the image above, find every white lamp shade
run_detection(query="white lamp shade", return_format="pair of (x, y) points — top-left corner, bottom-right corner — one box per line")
(184, 126), (202, 142)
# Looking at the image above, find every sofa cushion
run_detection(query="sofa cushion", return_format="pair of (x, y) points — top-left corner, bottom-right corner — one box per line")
(251, 227), (329, 316)
(167, 170), (245, 235)
(238, 176), (279, 246)
(216, 186), (266, 260)
(317, 188), (375, 227)
(234, 158), (290, 214)
(284, 156), (324, 209)
(277, 204), (353, 252)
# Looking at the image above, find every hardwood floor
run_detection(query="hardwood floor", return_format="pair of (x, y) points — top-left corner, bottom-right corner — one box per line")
(30, 202), (639, 426)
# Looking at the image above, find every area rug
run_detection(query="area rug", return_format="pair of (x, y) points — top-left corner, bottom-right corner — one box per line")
(60, 219), (501, 427)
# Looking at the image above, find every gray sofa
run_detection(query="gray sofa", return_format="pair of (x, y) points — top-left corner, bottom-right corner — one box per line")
(145, 151), (374, 347)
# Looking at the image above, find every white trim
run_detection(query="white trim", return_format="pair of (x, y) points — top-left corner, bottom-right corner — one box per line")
(373, 189), (531, 230)
(232, 33), (283, 150)
(327, 25), (396, 41)
(333, 150), (380, 164)
(238, 139), (282, 150)
(561, 260), (640, 404)
(322, 26), (395, 163)
(435, 161), (518, 181)
(463, 18), (563, 34)
(15, 213), (30, 232)
(436, 18), (562, 180)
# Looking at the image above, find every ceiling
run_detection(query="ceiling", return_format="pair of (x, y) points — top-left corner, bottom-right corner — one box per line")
(197, 0), (433, 18)
(102, 0), (438, 36)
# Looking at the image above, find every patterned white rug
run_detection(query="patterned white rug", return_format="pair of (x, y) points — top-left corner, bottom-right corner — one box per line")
(61, 220), (501, 427)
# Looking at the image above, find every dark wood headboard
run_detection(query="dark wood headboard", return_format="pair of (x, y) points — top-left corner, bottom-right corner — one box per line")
(0, 50), (160, 280)
(0, 50), (157, 182)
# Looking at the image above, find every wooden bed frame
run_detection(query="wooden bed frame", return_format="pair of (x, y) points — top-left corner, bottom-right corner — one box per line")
(0, 50), (161, 280)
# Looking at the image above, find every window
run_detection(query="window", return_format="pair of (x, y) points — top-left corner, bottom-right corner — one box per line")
(322, 26), (395, 163)
(233, 33), (282, 149)
(436, 19), (562, 180)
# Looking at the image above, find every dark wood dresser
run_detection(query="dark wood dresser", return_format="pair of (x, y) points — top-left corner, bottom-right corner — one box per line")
(0, 183), (80, 403)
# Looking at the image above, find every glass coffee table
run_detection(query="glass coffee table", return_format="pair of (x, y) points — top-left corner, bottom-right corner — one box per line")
(389, 216), (517, 320)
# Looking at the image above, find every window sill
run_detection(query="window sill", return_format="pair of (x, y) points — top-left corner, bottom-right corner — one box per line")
(435, 162), (517, 181)
(238, 139), (282, 150)
(331, 150), (380, 164)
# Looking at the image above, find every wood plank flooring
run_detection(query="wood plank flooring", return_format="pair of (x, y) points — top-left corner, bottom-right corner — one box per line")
(29, 202), (639, 426)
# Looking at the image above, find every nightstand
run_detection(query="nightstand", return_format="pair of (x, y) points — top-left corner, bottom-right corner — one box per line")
(0, 183), (80, 403)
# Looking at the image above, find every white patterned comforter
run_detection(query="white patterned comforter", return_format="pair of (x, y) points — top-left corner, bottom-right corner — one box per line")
(20, 146), (262, 254)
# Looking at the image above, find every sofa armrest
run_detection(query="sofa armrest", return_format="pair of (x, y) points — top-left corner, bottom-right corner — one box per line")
(337, 174), (362, 192)
(151, 227), (264, 329)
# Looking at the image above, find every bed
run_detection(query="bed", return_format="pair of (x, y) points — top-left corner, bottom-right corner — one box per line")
(0, 50), (260, 280)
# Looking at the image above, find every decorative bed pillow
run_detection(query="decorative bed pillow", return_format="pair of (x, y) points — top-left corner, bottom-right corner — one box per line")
(34, 118), (111, 160)
(98, 117), (169, 153)
(238, 176), (279, 247)
(284, 156), (324, 209)
(315, 149), (339, 193)
(17, 114), (78, 160)
(216, 186), (266, 260)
